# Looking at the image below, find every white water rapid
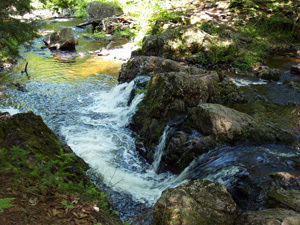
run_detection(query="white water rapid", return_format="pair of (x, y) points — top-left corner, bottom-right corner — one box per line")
(152, 125), (170, 172)
(60, 78), (185, 206)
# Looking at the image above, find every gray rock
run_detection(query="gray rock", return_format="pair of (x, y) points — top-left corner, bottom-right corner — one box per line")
(118, 56), (207, 83)
(161, 133), (216, 174)
(255, 65), (281, 81)
(291, 64), (300, 75)
(189, 103), (297, 144)
(133, 71), (220, 147)
(268, 189), (300, 213)
(152, 179), (237, 225)
(235, 208), (300, 225)
(43, 28), (76, 50)
(86, 1), (123, 21)
(141, 26), (214, 59)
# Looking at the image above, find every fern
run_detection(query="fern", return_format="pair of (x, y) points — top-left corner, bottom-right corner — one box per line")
(0, 198), (15, 211)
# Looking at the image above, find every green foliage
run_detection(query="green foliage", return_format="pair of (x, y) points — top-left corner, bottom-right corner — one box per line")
(74, 0), (89, 17)
(229, 0), (300, 39)
(135, 82), (149, 95)
(113, 27), (135, 38)
(0, 146), (101, 201)
(0, 198), (15, 211)
(40, 0), (77, 11)
(150, 9), (187, 23)
(72, 0), (122, 18)
(0, 0), (39, 65)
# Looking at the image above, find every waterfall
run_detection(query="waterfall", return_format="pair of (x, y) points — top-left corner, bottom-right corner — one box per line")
(60, 77), (181, 207)
(152, 125), (170, 172)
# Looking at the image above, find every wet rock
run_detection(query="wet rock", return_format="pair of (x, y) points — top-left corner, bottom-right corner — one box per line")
(269, 172), (300, 189)
(235, 208), (300, 225)
(160, 133), (217, 174)
(133, 71), (221, 148)
(152, 179), (237, 225)
(43, 28), (76, 50)
(291, 64), (300, 75)
(226, 170), (300, 212)
(254, 65), (281, 81)
(189, 103), (297, 145)
(86, 1), (123, 22)
(268, 189), (300, 213)
(217, 78), (247, 105)
(118, 56), (207, 83)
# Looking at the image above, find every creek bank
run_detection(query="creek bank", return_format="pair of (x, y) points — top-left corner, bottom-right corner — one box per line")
(0, 111), (121, 224)
(137, 0), (300, 81)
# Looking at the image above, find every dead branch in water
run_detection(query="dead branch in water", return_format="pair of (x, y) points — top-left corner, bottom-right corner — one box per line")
(21, 62), (29, 78)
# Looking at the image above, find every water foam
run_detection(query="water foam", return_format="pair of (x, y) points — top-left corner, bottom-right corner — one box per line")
(60, 78), (181, 205)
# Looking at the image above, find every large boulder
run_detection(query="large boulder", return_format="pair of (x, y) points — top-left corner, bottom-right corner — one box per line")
(86, 1), (123, 22)
(43, 28), (76, 50)
(118, 56), (208, 83)
(235, 208), (300, 225)
(152, 179), (238, 225)
(141, 25), (214, 60)
(133, 71), (221, 150)
(189, 103), (297, 144)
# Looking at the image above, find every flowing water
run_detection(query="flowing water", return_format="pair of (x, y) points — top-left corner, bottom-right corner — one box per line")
(0, 18), (187, 223)
(1, 17), (300, 224)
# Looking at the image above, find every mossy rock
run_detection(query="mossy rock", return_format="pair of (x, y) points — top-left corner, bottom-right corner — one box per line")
(189, 103), (297, 145)
(153, 179), (237, 225)
(0, 112), (89, 184)
(267, 190), (300, 213)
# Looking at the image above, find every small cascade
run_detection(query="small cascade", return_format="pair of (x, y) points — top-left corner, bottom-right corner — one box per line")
(1, 17), (300, 224)
(152, 125), (170, 172)
(60, 77), (182, 219)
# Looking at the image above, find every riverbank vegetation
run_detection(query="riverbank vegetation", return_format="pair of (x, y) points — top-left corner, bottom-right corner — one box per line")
(0, 112), (121, 224)
(1, 0), (298, 70)
(0, 0), (39, 67)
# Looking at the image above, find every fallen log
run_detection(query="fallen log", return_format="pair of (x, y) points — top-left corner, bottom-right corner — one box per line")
(76, 20), (101, 28)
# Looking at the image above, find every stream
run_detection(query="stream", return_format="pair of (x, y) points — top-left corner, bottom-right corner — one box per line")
(1, 18), (300, 224)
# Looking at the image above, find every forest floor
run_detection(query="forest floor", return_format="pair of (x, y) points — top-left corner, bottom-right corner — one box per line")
(0, 170), (115, 225)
